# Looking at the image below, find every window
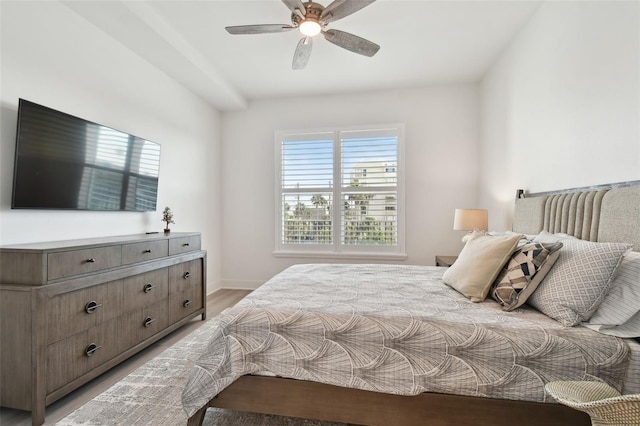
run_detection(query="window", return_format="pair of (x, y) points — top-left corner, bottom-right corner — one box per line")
(275, 125), (405, 258)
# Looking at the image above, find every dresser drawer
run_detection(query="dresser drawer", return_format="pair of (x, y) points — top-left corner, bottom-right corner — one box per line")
(122, 240), (168, 265)
(169, 235), (201, 255)
(48, 246), (122, 280)
(122, 268), (169, 312)
(168, 259), (203, 294)
(141, 299), (169, 339)
(169, 285), (203, 324)
(47, 280), (123, 344)
(168, 259), (203, 323)
(119, 299), (169, 350)
(46, 318), (120, 394)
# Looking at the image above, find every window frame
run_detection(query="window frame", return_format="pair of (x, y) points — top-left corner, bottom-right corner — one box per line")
(274, 124), (406, 260)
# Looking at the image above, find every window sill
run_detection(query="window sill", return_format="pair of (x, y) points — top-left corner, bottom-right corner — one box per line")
(273, 251), (408, 261)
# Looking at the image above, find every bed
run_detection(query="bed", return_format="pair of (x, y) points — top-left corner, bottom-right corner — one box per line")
(183, 181), (640, 426)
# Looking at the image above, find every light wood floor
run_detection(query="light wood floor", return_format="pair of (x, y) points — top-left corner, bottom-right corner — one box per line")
(0, 289), (252, 426)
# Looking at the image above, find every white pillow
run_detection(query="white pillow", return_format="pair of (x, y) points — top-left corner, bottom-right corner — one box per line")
(584, 313), (640, 338)
(442, 233), (522, 302)
(585, 251), (640, 337)
(527, 234), (631, 326)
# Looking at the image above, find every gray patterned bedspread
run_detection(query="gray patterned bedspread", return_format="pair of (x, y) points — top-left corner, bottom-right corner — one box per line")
(182, 264), (631, 417)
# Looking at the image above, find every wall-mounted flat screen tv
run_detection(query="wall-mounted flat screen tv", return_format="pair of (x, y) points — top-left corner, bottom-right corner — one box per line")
(12, 99), (161, 211)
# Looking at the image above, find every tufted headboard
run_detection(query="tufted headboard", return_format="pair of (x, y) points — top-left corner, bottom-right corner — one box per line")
(512, 181), (640, 251)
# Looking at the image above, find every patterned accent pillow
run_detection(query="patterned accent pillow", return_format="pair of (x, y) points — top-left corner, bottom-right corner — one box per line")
(491, 241), (563, 311)
(527, 236), (631, 327)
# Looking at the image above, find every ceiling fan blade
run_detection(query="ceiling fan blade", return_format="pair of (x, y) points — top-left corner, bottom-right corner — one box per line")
(322, 29), (380, 57)
(320, 0), (375, 24)
(226, 24), (295, 35)
(292, 37), (313, 70)
(281, 0), (306, 19)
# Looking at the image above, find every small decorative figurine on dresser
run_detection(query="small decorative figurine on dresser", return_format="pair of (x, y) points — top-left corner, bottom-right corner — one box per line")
(162, 206), (175, 233)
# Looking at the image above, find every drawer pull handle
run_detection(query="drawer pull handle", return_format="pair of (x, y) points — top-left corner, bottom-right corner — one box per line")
(183, 272), (191, 279)
(144, 249), (153, 253)
(182, 243), (190, 247)
(143, 283), (155, 293)
(85, 343), (102, 357)
(183, 299), (191, 308)
(86, 258), (96, 263)
(85, 301), (103, 314)
(144, 317), (155, 327)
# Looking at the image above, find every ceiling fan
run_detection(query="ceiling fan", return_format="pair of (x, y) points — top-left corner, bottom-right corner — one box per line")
(225, 0), (380, 70)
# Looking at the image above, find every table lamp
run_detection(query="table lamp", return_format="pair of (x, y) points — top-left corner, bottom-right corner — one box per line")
(454, 208), (488, 243)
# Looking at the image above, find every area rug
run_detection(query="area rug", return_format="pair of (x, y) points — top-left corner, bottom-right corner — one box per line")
(57, 318), (351, 425)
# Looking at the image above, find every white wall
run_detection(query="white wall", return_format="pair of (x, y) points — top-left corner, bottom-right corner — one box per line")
(8, 1), (635, 294)
(221, 85), (480, 289)
(0, 2), (223, 292)
(480, 1), (640, 231)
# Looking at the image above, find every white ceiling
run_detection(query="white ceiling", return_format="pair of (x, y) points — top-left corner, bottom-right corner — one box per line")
(63, 0), (542, 111)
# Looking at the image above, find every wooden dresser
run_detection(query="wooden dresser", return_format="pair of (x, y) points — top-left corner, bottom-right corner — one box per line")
(0, 232), (207, 426)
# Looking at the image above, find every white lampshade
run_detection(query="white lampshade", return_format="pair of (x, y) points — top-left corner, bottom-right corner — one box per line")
(453, 208), (488, 232)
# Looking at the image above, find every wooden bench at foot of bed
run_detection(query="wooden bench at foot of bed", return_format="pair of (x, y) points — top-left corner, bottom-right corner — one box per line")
(186, 375), (590, 426)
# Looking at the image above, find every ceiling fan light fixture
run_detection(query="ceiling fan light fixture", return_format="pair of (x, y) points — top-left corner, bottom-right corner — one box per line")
(299, 19), (321, 37)
(226, 0), (380, 69)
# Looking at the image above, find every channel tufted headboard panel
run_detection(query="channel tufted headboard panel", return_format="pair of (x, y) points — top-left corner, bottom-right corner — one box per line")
(513, 182), (640, 251)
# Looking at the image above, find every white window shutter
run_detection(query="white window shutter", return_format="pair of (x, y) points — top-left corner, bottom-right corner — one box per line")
(276, 125), (405, 257)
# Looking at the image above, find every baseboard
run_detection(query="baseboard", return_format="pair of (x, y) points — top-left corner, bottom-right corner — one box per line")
(205, 280), (221, 296)
(206, 280), (263, 295)
(220, 279), (263, 291)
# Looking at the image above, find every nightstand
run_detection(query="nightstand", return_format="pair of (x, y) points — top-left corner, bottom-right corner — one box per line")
(435, 255), (457, 267)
